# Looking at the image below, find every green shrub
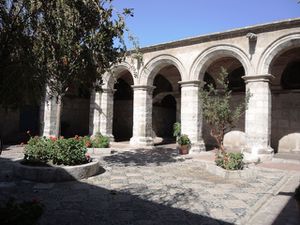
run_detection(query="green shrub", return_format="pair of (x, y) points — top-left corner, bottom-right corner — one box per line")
(24, 137), (55, 162)
(215, 152), (244, 170)
(0, 198), (43, 225)
(92, 134), (110, 148)
(52, 138), (88, 166)
(24, 136), (88, 166)
(177, 134), (191, 146)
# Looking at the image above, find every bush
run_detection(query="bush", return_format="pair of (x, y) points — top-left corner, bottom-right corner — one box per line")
(91, 134), (110, 148)
(177, 134), (191, 146)
(215, 152), (244, 170)
(24, 136), (56, 162)
(52, 138), (88, 166)
(24, 136), (88, 166)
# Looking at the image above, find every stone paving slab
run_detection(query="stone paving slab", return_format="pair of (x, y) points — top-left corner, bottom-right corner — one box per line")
(1, 146), (300, 225)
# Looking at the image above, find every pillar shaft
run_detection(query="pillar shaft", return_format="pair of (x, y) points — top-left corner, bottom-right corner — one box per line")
(89, 89), (114, 140)
(130, 85), (154, 146)
(243, 74), (274, 160)
(180, 80), (205, 153)
(40, 93), (61, 137)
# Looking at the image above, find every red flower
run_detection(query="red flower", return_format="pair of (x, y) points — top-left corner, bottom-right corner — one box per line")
(85, 152), (91, 161)
(85, 141), (91, 147)
(49, 136), (57, 141)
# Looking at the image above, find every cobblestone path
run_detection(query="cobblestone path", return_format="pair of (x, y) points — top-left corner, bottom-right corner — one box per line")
(0, 148), (299, 225)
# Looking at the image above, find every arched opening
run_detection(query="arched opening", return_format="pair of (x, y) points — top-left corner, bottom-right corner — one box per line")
(200, 57), (246, 150)
(270, 47), (300, 153)
(113, 71), (133, 141)
(281, 61), (300, 89)
(61, 84), (90, 138)
(152, 65), (181, 144)
(203, 72), (216, 90)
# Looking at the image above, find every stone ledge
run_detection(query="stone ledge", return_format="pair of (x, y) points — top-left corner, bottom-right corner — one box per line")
(87, 148), (112, 155)
(13, 159), (102, 183)
(196, 160), (257, 179)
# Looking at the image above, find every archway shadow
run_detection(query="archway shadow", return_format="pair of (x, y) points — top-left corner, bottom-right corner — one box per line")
(103, 147), (182, 167)
(0, 157), (234, 225)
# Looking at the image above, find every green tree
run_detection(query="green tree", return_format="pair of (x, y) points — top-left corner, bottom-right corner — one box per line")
(0, 0), (44, 107)
(200, 67), (250, 153)
(1, 0), (135, 135)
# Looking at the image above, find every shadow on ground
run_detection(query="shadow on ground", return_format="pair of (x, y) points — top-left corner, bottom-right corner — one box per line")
(271, 191), (300, 225)
(0, 157), (234, 225)
(103, 147), (184, 167)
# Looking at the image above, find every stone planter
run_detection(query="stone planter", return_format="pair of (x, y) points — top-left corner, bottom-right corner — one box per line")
(87, 148), (112, 155)
(13, 159), (101, 182)
(198, 161), (256, 179)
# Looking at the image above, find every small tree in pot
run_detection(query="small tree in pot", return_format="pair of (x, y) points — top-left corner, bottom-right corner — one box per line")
(199, 67), (250, 170)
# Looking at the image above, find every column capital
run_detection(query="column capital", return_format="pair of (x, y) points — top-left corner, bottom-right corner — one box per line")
(242, 74), (274, 83)
(179, 80), (204, 88)
(131, 85), (155, 92)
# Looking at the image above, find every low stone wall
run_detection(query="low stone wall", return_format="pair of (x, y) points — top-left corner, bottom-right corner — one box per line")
(87, 148), (112, 155)
(197, 160), (256, 179)
(13, 159), (101, 182)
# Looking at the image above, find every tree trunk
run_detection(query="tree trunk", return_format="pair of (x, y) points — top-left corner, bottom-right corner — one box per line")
(54, 95), (62, 137)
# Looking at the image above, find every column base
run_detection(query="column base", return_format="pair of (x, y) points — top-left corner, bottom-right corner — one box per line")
(189, 141), (206, 154)
(243, 146), (274, 163)
(130, 136), (154, 147)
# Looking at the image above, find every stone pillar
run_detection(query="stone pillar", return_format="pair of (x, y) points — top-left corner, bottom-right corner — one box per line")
(89, 88), (114, 140)
(179, 80), (205, 153)
(243, 74), (274, 162)
(40, 93), (61, 137)
(130, 85), (155, 146)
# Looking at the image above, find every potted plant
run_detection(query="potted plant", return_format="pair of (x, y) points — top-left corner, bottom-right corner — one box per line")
(177, 134), (191, 155)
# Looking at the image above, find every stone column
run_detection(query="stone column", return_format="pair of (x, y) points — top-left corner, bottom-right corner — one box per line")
(179, 80), (205, 153)
(130, 85), (155, 146)
(243, 74), (274, 162)
(89, 88), (114, 140)
(40, 93), (61, 137)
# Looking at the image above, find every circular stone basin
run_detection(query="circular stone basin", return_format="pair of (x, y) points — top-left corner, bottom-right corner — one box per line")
(13, 159), (101, 182)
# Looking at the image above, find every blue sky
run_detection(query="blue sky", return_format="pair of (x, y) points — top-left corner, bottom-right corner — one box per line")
(114, 0), (300, 48)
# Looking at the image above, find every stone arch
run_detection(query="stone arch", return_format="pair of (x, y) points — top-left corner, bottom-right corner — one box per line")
(190, 45), (252, 81)
(102, 62), (136, 89)
(140, 54), (186, 86)
(258, 33), (300, 74)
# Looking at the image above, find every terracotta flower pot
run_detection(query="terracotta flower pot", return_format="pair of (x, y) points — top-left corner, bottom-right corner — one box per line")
(179, 145), (189, 155)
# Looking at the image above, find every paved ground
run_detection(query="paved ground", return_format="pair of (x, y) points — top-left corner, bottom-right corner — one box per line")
(0, 145), (300, 225)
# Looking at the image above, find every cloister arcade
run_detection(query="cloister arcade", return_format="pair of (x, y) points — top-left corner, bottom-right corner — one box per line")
(1, 18), (300, 161)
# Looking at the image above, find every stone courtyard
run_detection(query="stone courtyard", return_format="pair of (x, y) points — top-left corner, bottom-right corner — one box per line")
(1, 145), (299, 225)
